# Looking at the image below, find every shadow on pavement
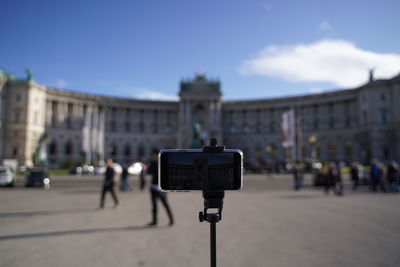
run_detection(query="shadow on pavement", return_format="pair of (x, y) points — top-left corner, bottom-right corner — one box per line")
(0, 225), (166, 241)
(0, 208), (96, 218)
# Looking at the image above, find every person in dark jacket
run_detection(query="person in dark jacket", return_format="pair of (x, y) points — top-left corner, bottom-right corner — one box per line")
(325, 162), (343, 196)
(350, 161), (360, 190)
(292, 161), (303, 190)
(387, 161), (399, 192)
(99, 158), (119, 209)
(147, 151), (174, 226)
(370, 159), (386, 192)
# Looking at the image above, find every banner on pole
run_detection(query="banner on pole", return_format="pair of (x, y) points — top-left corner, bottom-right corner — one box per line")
(281, 109), (295, 148)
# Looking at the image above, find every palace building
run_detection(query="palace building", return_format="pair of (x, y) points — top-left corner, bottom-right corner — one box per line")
(1, 70), (399, 168)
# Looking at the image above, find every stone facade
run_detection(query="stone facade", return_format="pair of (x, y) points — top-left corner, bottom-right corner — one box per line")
(0, 71), (399, 168)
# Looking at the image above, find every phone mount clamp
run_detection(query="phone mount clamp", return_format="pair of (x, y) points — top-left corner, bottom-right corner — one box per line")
(199, 138), (225, 267)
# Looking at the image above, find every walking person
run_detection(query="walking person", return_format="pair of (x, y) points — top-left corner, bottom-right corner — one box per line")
(387, 161), (399, 192)
(335, 162), (344, 196)
(292, 161), (303, 190)
(370, 159), (386, 192)
(147, 151), (174, 226)
(350, 161), (360, 191)
(325, 162), (336, 195)
(139, 163), (147, 191)
(325, 162), (343, 196)
(99, 158), (119, 209)
(120, 165), (132, 191)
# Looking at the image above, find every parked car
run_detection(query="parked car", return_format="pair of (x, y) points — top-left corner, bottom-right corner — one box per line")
(25, 168), (50, 188)
(0, 166), (16, 187)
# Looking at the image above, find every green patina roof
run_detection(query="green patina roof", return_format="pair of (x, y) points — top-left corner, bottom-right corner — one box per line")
(0, 69), (32, 82)
(180, 73), (221, 94)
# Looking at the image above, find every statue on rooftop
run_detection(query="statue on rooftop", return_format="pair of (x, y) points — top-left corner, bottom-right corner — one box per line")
(25, 69), (33, 81)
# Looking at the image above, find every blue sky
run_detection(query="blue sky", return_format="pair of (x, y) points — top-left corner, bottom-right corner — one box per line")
(1, 0), (400, 100)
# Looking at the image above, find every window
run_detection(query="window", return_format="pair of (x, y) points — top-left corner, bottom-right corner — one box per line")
(52, 101), (58, 126)
(139, 110), (145, 133)
(229, 111), (234, 123)
(313, 119), (319, 130)
(315, 143), (321, 158)
(328, 141), (337, 159)
(345, 116), (351, 127)
(124, 145), (131, 157)
(270, 121), (275, 133)
(125, 121), (131, 132)
(313, 105), (319, 130)
(15, 94), (21, 102)
(329, 118), (335, 129)
(67, 103), (73, 128)
(14, 110), (20, 123)
(243, 123), (251, 133)
(255, 146), (263, 159)
(65, 141), (73, 155)
(111, 121), (116, 132)
(139, 122), (144, 133)
(110, 144), (117, 157)
(266, 144), (276, 159)
(137, 146), (144, 158)
(228, 124), (236, 133)
(166, 110), (172, 124)
(344, 141), (352, 160)
(383, 147), (389, 160)
(165, 124), (171, 133)
(380, 93), (386, 102)
(49, 142), (57, 155)
(363, 111), (367, 124)
(284, 148), (292, 159)
(381, 109), (388, 124)
(12, 147), (18, 156)
(256, 122), (262, 133)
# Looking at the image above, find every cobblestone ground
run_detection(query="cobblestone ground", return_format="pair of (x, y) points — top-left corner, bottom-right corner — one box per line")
(0, 174), (399, 267)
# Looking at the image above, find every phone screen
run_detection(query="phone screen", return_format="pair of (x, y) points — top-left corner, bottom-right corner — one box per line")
(159, 150), (243, 191)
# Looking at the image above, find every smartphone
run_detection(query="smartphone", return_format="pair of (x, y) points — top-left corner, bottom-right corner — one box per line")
(159, 149), (243, 191)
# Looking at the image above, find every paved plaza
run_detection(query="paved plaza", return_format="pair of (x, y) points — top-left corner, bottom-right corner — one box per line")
(0, 174), (399, 267)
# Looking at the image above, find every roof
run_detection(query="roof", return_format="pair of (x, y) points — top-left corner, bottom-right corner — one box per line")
(180, 73), (221, 94)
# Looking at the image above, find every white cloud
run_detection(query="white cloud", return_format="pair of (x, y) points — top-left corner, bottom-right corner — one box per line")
(135, 90), (178, 101)
(239, 39), (400, 87)
(56, 79), (67, 87)
(319, 21), (332, 31)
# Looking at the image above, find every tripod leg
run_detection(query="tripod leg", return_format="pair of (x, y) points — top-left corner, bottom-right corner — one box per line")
(210, 221), (216, 267)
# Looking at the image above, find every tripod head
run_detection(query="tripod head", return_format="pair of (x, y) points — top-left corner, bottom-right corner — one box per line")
(199, 138), (225, 223)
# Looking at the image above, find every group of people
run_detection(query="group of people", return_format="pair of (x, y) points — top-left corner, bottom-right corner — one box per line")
(292, 159), (400, 196)
(98, 151), (174, 227)
(351, 159), (400, 193)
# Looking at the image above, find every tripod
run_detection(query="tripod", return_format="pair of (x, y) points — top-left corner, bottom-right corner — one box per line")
(198, 138), (225, 267)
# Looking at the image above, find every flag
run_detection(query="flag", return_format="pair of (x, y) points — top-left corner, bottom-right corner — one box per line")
(91, 107), (98, 154)
(281, 109), (295, 148)
(97, 109), (105, 162)
(82, 107), (91, 163)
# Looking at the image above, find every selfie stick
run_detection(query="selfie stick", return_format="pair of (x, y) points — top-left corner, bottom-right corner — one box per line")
(199, 138), (225, 267)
